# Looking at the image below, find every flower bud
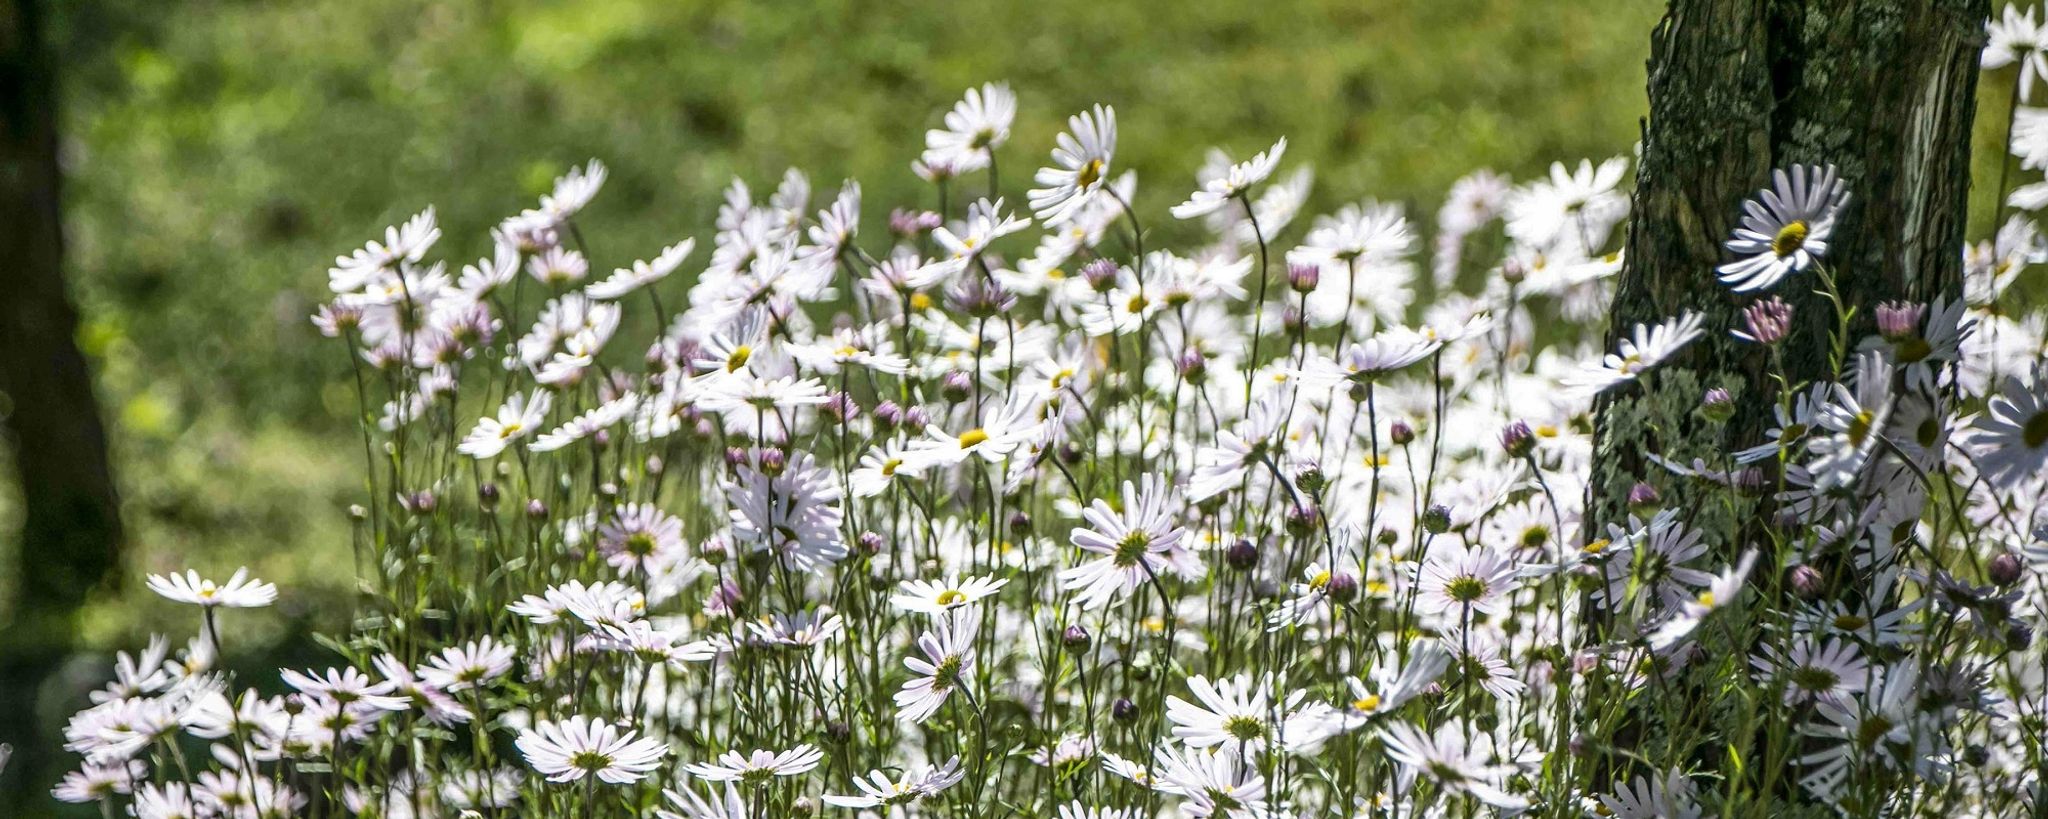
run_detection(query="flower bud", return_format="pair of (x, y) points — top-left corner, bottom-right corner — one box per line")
(757, 448), (787, 476)
(1699, 387), (1735, 423)
(1499, 420), (1536, 459)
(2007, 622), (2034, 652)
(1423, 504), (1453, 534)
(826, 392), (860, 423)
(857, 531), (885, 557)
(1738, 296), (1792, 345)
(941, 371), (973, 402)
(1111, 698), (1139, 723)
(902, 406), (931, 435)
(1500, 257), (1528, 285)
(873, 400), (904, 433)
(1176, 348), (1207, 384)
(1989, 551), (2024, 587)
(1062, 625), (1092, 650)
(1733, 466), (1769, 497)
(1287, 262), (1321, 294)
(1081, 258), (1120, 292)
(1875, 300), (1926, 342)
(1964, 744), (1990, 767)
(1285, 504), (1320, 538)
(525, 498), (548, 520)
(1788, 564), (1824, 600)
(1627, 481), (1661, 515)
(1326, 572), (1359, 603)
(1389, 420), (1415, 446)
(1008, 511), (1033, 536)
(1225, 539), (1260, 571)
(1295, 460), (1326, 494)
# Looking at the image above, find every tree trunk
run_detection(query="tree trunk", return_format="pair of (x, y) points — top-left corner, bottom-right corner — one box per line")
(1589, 0), (1987, 541)
(0, 0), (124, 808)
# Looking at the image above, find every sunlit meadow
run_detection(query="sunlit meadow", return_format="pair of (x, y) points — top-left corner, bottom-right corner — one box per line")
(38, 7), (2048, 818)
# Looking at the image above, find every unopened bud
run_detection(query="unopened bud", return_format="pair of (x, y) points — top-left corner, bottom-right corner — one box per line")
(1423, 504), (1453, 534)
(1111, 698), (1139, 722)
(1700, 387), (1735, 423)
(1225, 539), (1259, 571)
(1627, 481), (1661, 514)
(1499, 420), (1536, 459)
(1062, 625), (1092, 650)
(1788, 564), (1824, 600)
(1326, 573), (1359, 603)
(1287, 262), (1321, 294)
(1081, 259), (1120, 292)
(1989, 552), (2024, 587)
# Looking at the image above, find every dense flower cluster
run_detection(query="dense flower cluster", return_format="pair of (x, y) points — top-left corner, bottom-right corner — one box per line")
(46, 39), (2048, 818)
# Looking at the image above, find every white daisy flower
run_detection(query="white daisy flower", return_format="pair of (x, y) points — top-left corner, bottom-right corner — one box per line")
(892, 572), (1011, 615)
(1414, 544), (1519, 620)
(145, 567), (278, 609)
(822, 756), (963, 808)
(1967, 362), (2048, 486)
(1029, 105), (1118, 224)
(1170, 137), (1287, 219)
(515, 714), (668, 784)
(1378, 720), (1528, 810)
(1751, 638), (1870, 705)
(1164, 674), (1325, 753)
(586, 239), (696, 300)
(417, 637), (516, 693)
(1987, 3), (2048, 101)
(894, 616), (978, 723)
(925, 82), (1017, 173)
(1562, 311), (1705, 397)
(458, 389), (553, 458)
(1715, 164), (1849, 293)
(1059, 475), (1186, 610)
(682, 744), (824, 785)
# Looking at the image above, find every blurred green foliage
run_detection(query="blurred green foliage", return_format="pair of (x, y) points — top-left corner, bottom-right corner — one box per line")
(22, 0), (1682, 649)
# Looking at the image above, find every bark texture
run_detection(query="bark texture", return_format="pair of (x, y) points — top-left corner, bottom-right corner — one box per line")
(0, 0), (124, 808)
(1589, 0), (1988, 540)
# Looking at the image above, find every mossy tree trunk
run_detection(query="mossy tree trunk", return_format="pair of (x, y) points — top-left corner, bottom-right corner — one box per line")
(0, 0), (124, 809)
(1589, 0), (1987, 542)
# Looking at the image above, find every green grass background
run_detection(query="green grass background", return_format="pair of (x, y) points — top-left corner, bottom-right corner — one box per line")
(8, 0), (2028, 653)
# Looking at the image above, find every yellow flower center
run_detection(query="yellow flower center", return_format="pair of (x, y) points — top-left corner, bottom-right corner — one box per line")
(1077, 158), (1105, 189)
(726, 345), (752, 372)
(2025, 409), (2048, 449)
(958, 428), (990, 448)
(1352, 694), (1382, 712)
(1772, 220), (1810, 258)
(936, 589), (966, 606)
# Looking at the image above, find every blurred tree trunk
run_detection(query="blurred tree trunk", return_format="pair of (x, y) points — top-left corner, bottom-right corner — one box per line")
(0, 0), (123, 808)
(1588, 0), (1987, 541)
